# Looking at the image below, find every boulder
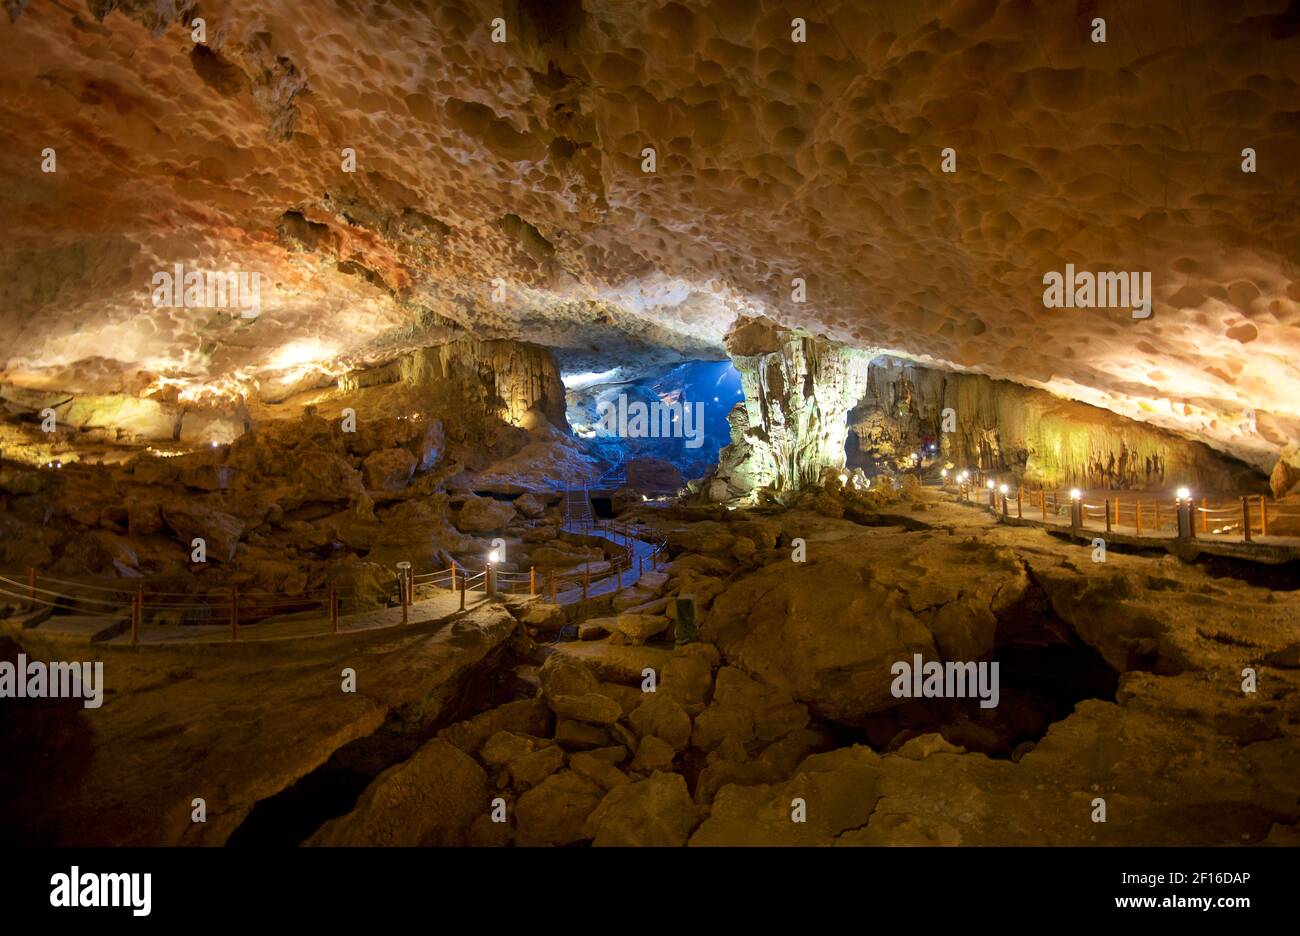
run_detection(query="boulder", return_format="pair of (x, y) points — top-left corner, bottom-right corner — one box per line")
(438, 698), (552, 755)
(362, 448), (416, 492)
(583, 772), (698, 846)
(455, 495), (517, 533)
(703, 537), (1027, 725)
(554, 719), (610, 751)
(630, 734), (676, 773)
(509, 744), (566, 788)
(613, 612), (670, 645)
(162, 502), (244, 562)
(514, 770), (605, 846)
(569, 752), (631, 791)
(538, 653), (599, 700)
(514, 492), (547, 518)
(691, 667), (810, 753)
(548, 693), (622, 725)
(480, 731), (540, 768)
(305, 739), (486, 846)
(578, 617), (614, 640)
(550, 641), (674, 686)
(625, 457), (685, 492)
(628, 695), (692, 751)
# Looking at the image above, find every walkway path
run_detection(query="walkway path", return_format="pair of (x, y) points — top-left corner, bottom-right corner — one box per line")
(553, 524), (662, 605)
(960, 490), (1300, 564)
(4, 523), (664, 647)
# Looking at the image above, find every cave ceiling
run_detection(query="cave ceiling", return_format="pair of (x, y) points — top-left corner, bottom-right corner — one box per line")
(0, 0), (1297, 469)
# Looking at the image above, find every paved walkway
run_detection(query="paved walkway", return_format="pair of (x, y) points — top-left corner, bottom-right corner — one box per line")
(554, 525), (663, 605)
(962, 495), (1300, 563)
(9, 525), (664, 646)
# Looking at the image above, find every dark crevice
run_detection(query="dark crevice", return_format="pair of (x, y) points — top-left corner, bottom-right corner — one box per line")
(815, 572), (1120, 760)
(227, 641), (530, 847)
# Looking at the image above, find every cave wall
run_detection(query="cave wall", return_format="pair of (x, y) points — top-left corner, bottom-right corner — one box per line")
(849, 358), (1265, 493)
(337, 336), (568, 431)
(0, 383), (247, 465)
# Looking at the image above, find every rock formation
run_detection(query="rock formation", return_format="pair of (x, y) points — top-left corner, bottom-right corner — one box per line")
(703, 317), (872, 502)
(848, 357), (1264, 492)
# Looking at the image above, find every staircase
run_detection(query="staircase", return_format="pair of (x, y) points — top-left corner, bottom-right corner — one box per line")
(593, 460), (626, 489)
(563, 483), (595, 531)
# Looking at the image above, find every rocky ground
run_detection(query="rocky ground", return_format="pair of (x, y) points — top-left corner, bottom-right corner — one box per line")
(192, 480), (1300, 847)
(3, 455), (1298, 846)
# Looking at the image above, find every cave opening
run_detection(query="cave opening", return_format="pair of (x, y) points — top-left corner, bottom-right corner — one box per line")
(821, 580), (1121, 761)
(563, 358), (741, 489)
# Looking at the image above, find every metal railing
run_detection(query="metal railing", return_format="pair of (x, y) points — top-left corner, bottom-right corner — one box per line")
(951, 482), (1300, 545)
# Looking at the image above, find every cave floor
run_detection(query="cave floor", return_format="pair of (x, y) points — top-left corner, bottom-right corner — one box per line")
(0, 603), (518, 846)
(3, 490), (1298, 847)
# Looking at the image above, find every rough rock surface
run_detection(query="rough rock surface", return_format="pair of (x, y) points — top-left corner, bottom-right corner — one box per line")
(0, 2), (1295, 470)
(306, 739), (487, 846)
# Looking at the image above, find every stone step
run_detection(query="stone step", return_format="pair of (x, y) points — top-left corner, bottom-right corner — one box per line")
(32, 614), (129, 644)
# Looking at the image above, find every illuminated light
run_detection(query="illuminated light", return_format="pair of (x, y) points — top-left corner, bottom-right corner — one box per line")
(941, 468), (949, 478)
(210, 441), (219, 448)
(1176, 487), (1191, 502)
(999, 484), (1008, 495)
(488, 549), (501, 564)
(838, 473), (848, 484)
(1070, 489), (1082, 501)
(987, 479), (996, 490)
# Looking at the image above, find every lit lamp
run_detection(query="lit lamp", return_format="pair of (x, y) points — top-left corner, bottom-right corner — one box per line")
(999, 482), (1009, 516)
(1069, 489), (1083, 530)
(485, 549), (500, 597)
(986, 478), (996, 510)
(1175, 487), (1195, 540)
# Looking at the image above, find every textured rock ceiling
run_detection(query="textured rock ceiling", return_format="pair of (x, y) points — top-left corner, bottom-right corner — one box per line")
(0, 0), (1297, 469)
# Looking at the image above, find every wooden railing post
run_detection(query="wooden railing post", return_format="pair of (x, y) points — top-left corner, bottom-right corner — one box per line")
(1241, 497), (1252, 543)
(230, 587), (238, 642)
(1105, 498), (1112, 533)
(1040, 491), (1046, 522)
(1201, 497), (1208, 533)
(459, 575), (466, 611)
(450, 563), (457, 592)
(1016, 489), (1022, 518)
(132, 584), (142, 646)
(1259, 495), (1268, 537)
(1135, 501), (1143, 536)
(530, 566), (536, 596)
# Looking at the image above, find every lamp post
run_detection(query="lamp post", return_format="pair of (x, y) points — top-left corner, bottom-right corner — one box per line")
(999, 483), (1009, 516)
(396, 561), (411, 623)
(485, 549), (499, 598)
(1069, 488), (1083, 531)
(986, 478), (996, 509)
(1175, 487), (1194, 540)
